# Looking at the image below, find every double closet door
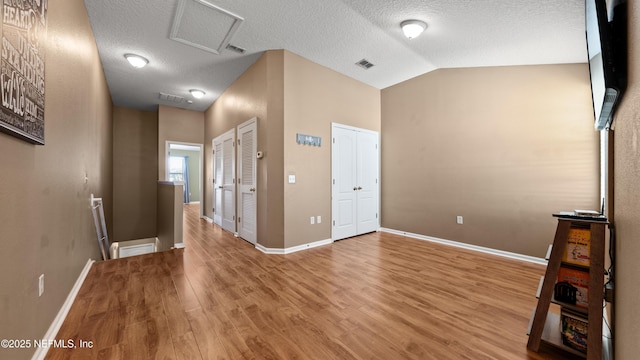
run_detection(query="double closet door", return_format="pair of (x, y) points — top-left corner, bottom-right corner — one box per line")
(212, 118), (257, 244)
(332, 124), (380, 241)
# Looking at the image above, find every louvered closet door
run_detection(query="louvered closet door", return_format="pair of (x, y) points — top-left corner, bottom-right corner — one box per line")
(237, 118), (257, 244)
(212, 137), (224, 227)
(213, 129), (236, 233)
(221, 132), (236, 233)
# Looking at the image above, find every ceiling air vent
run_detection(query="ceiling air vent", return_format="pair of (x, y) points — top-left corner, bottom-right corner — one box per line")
(226, 43), (246, 54)
(356, 59), (375, 70)
(159, 92), (185, 104)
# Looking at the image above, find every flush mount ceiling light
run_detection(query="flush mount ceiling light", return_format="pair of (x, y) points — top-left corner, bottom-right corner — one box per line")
(124, 54), (149, 68)
(190, 89), (205, 99)
(401, 20), (427, 39)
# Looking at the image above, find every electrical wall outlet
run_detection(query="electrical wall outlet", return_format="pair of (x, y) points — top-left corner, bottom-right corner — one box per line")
(38, 274), (44, 297)
(310, 216), (315, 225)
(456, 216), (463, 225)
(317, 216), (321, 224)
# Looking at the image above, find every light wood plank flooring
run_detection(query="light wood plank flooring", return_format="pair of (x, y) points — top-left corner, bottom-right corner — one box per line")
(46, 204), (579, 359)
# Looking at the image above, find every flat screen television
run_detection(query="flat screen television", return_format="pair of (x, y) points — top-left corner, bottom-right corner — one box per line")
(585, 0), (626, 131)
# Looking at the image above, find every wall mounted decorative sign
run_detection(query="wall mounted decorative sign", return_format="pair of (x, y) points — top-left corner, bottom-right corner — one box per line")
(0, 0), (48, 145)
(296, 133), (321, 147)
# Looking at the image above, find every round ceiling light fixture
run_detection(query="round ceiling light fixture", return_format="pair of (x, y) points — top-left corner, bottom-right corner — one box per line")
(401, 20), (427, 39)
(190, 89), (206, 99)
(124, 53), (149, 68)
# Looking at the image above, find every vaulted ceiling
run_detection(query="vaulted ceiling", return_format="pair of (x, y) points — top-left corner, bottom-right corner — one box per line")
(85, 0), (587, 112)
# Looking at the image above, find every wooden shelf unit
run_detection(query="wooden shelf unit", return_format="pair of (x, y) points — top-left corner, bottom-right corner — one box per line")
(527, 216), (607, 359)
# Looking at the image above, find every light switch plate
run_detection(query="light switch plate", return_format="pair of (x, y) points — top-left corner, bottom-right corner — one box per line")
(288, 175), (296, 184)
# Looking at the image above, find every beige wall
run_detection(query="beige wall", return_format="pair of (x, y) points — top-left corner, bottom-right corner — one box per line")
(157, 182), (184, 250)
(204, 51), (285, 248)
(158, 105), (204, 180)
(381, 64), (599, 257)
(264, 51), (286, 249)
(613, 2), (640, 357)
(0, 1), (113, 359)
(283, 51), (381, 247)
(113, 107), (158, 242)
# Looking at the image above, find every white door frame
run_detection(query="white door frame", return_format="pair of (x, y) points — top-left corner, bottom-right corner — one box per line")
(165, 140), (204, 219)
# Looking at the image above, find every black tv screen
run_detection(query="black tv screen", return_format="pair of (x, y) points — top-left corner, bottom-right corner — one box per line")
(585, 0), (626, 130)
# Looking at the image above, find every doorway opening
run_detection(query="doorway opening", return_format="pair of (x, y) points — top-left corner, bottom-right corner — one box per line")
(166, 141), (204, 219)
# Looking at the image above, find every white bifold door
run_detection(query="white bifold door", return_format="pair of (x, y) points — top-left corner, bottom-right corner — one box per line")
(212, 129), (236, 234)
(237, 118), (257, 244)
(332, 124), (379, 241)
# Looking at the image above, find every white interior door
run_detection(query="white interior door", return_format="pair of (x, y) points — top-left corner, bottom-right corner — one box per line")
(237, 118), (257, 244)
(332, 126), (358, 240)
(356, 131), (379, 234)
(212, 129), (236, 233)
(332, 124), (379, 241)
(213, 138), (223, 226)
(221, 132), (236, 233)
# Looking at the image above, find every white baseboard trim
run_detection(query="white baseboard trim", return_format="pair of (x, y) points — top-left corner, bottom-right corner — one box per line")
(173, 242), (186, 249)
(202, 216), (213, 223)
(256, 238), (333, 255)
(189, 201), (200, 204)
(32, 259), (94, 360)
(380, 228), (547, 265)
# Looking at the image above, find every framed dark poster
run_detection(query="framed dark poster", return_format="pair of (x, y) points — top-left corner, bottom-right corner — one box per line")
(0, 0), (47, 145)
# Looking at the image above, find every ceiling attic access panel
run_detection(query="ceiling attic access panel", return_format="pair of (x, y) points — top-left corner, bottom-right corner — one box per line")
(170, 0), (244, 54)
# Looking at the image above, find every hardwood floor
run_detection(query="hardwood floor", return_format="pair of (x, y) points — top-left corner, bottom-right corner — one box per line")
(45, 204), (579, 360)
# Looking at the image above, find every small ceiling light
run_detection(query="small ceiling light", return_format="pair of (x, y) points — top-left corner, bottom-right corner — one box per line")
(124, 54), (149, 68)
(401, 20), (427, 39)
(190, 89), (205, 99)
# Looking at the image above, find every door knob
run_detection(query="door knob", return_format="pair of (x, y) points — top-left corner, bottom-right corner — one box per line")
(218, 186), (223, 189)
(357, 186), (362, 190)
(353, 187), (358, 191)
(249, 188), (256, 192)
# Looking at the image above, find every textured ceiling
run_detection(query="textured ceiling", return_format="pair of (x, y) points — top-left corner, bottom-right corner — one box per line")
(84, 0), (587, 112)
